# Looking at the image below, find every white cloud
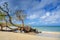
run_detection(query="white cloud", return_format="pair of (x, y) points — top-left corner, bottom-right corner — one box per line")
(40, 12), (50, 19)
(46, 12), (50, 16)
(39, 11), (60, 24)
(27, 14), (38, 20)
(40, 15), (46, 19)
(28, 22), (35, 24)
(27, 9), (46, 20)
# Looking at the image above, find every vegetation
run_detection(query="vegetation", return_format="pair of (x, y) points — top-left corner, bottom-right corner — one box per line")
(15, 10), (26, 27)
(0, 2), (39, 33)
(0, 11), (7, 30)
(0, 2), (27, 31)
(0, 11), (6, 21)
(0, 2), (20, 27)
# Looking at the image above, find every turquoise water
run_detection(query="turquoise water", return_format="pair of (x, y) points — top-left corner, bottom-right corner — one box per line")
(32, 26), (60, 32)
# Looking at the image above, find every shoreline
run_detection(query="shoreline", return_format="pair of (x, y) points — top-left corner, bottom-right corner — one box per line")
(41, 31), (60, 34)
(36, 31), (60, 38)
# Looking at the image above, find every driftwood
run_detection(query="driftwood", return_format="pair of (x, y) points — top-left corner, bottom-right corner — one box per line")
(0, 23), (40, 33)
(19, 26), (39, 33)
(0, 23), (18, 31)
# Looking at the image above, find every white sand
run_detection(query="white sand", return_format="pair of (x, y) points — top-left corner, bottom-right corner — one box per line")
(0, 31), (60, 40)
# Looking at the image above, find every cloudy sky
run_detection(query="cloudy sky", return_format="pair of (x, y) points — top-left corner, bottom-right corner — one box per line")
(0, 0), (60, 26)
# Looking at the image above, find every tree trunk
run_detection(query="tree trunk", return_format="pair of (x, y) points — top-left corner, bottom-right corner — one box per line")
(0, 24), (3, 30)
(0, 6), (19, 27)
(5, 19), (7, 30)
(22, 20), (24, 27)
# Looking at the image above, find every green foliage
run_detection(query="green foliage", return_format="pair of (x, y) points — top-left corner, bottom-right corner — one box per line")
(0, 11), (6, 20)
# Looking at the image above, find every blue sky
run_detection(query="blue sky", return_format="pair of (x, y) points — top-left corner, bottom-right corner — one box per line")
(0, 0), (60, 26)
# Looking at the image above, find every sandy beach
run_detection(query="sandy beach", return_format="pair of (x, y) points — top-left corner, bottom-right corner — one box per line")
(0, 31), (60, 40)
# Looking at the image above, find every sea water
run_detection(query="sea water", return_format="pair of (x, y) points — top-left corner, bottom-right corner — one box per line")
(32, 26), (60, 38)
(32, 26), (60, 32)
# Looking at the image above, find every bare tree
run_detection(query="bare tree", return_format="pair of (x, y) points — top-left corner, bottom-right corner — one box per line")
(15, 10), (26, 27)
(0, 2), (19, 27)
(0, 2), (28, 32)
